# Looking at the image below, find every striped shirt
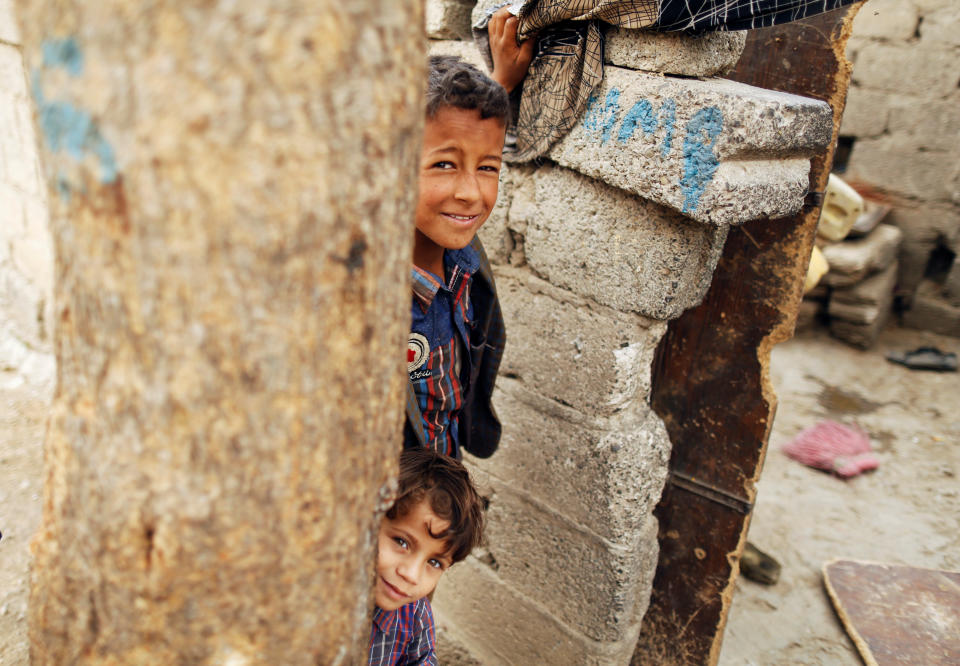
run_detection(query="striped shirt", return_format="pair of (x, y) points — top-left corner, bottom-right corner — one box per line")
(368, 599), (437, 666)
(408, 247), (479, 458)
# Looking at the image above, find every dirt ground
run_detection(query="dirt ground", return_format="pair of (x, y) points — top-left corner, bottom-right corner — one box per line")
(719, 325), (960, 665)
(1, 323), (957, 665)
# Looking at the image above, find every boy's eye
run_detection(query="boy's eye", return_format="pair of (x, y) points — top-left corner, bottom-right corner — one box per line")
(479, 165), (499, 173)
(393, 536), (408, 549)
(431, 161), (455, 169)
(428, 558), (445, 570)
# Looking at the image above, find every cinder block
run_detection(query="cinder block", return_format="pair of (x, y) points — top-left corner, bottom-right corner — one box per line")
(918, 3), (960, 47)
(887, 94), (960, 150)
(846, 135), (956, 202)
(828, 263), (897, 348)
(427, 38), (486, 70)
(903, 280), (960, 337)
(467, 378), (671, 544)
(476, 163), (535, 266)
(517, 164), (728, 320)
(821, 224), (902, 287)
(433, 558), (639, 665)
(830, 261), (899, 309)
(0, 0), (20, 45)
(829, 310), (892, 349)
(851, 0), (919, 40)
(425, 0), (475, 41)
(852, 43), (958, 98)
(944, 261), (960, 307)
(605, 28), (745, 77)
(479, 481), (659, 642)
(838, 85), (889, 138)
(548, 67), (833, 226)
(496, 270), (664, 415)
(0, 265), (48, 349)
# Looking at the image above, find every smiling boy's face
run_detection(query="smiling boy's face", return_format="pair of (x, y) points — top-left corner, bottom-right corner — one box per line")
(374, 499), (452, 611)
(413, 105), (506, 275)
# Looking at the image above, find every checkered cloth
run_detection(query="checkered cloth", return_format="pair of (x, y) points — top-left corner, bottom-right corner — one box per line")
(474, 0), (858, 161)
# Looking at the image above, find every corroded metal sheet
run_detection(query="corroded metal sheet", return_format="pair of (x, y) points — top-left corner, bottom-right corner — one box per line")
(635, 5), (865, 664)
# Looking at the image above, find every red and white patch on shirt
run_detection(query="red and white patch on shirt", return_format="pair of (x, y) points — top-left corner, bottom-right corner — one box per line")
(407, 333), (429, 373)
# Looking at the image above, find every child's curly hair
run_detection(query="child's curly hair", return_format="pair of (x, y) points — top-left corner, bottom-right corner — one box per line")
(387, 448), (485, 564)
(426, 55), (511, 126)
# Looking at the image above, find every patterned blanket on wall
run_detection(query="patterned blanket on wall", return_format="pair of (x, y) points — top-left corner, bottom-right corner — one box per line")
(474, 0), (858, 161)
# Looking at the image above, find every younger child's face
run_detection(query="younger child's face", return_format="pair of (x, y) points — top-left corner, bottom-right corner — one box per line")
(375, 499), (453, 611)
(413, 106), (506, 272)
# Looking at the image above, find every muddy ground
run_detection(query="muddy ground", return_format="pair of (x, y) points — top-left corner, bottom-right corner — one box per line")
(1, 324), (957, 664)
(720, 325), (960, 665)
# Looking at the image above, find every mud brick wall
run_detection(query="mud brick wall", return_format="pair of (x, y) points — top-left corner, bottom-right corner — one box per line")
(428, 1), (832, 662)
(840, 0), (960, 334)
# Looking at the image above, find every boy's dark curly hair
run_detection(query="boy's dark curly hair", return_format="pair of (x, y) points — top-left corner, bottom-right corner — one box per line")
(426, 55), (510, 126)
(387, 448), (485, 564)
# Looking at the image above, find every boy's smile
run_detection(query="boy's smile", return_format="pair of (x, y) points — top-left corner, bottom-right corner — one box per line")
(414, 106), (506, 275)
(375, 500), (453, 611)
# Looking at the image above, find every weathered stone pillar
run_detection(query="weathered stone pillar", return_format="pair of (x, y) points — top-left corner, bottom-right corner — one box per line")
(18, 2), (424, 663)
(428, 2), (832, 662)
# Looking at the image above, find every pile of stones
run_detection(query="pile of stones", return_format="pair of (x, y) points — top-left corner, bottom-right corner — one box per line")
(801, 209), (902, 348)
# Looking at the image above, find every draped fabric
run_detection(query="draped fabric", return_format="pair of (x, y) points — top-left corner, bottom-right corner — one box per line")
(474, 0), (857, 161)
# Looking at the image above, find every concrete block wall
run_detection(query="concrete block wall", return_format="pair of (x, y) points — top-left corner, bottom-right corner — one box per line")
(0, 3), (54, 663)
(428, 2), (833, 662)
(0, 4), (54, 392)
(840, 0), (960, 330)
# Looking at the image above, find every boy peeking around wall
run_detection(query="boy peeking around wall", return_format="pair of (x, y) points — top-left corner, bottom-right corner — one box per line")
(404, 11), (533, 459)
(368, 449), (485, 665)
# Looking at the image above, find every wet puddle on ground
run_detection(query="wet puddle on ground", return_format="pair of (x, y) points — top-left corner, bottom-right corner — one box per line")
(809, 378), (890, 415)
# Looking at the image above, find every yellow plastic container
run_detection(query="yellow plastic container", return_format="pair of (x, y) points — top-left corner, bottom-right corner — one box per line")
(818, 173), (864, 242)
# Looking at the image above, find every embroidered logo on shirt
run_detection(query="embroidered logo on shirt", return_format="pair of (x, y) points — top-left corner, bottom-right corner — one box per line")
(407, 333), (429, 373)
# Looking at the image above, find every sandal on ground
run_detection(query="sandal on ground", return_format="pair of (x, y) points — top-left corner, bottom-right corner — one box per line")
(885, 346), (958, 372)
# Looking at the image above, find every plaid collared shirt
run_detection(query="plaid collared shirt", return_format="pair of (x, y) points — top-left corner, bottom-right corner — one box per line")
(408, 246), (479, 458)
(368, 599), (437, 666)
(474, 0), (858, 161)
(405, 237), (506, 459)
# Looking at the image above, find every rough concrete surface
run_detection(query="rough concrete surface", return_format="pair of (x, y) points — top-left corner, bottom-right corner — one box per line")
(425, 0), (474, 41)
(495, 269), (664, 416)
(605, 28), (746, 77)
(549, 68), (833, 226)
(519, 164), (728, 319)
(720, 326), (960, 665)
(821, 224), (901, 287)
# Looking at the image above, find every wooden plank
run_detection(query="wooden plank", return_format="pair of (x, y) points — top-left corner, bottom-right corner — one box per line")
(634, 5), (865, 664)
(823, 559), (960, 666)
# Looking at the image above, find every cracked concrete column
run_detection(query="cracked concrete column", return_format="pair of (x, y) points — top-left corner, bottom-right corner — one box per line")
(18, 2), (424, 663)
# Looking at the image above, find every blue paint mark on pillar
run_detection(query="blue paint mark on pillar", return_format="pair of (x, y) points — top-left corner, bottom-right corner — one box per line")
(659, 99), (676, 158)
(680, 107), (723, 213)
(583, 88), (621, 145)
(617, 99), (654, 144)
(32, 39), (118, 188)
(42, 37), (84, 76)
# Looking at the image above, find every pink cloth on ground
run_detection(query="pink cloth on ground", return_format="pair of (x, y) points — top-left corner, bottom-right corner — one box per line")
(783, 420), (879, 477)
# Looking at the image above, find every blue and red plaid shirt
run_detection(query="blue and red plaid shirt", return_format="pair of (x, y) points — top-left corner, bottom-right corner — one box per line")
(368, 599), (437, 666)
(405, 237), (506, 460)
(407, 246), (479, 458)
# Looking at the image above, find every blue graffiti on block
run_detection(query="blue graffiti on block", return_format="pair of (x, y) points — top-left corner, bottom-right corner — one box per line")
(583, 88), (621, 145)
(680, 107), (723, 213)
(42, 37), (84, 76)
(32, 39), (118, 188)
(616, 99), (654, 144)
